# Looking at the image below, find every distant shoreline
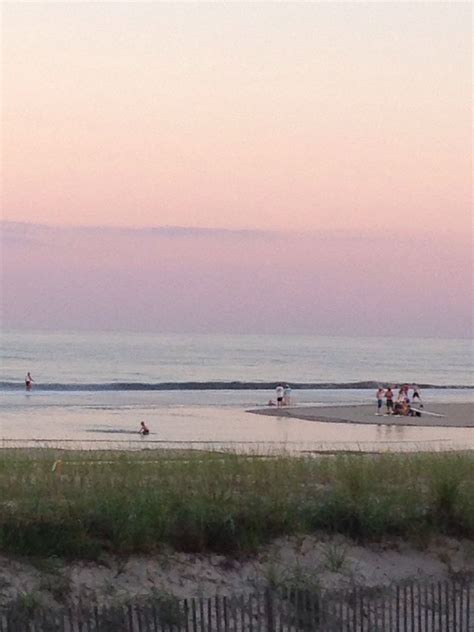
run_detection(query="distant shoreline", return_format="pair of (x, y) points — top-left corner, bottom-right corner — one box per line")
(249, 403), (474, 428)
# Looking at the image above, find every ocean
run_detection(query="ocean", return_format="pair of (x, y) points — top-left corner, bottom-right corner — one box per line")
(1, 331), (472, 452)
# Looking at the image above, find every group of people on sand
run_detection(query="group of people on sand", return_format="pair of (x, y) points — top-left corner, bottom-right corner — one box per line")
(376, 384), (422, 417)
(268, 384), (292, 408)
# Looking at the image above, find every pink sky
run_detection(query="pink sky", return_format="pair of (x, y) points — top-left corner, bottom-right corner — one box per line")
(2, 222), (471, 337)
(1, 3), (472, 335)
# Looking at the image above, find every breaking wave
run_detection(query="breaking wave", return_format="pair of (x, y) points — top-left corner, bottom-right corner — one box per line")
(0, 381), (471, 392)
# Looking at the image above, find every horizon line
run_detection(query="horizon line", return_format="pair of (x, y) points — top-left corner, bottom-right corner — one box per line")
(1, 220), (470, 243)
(2, 326), (472, 342)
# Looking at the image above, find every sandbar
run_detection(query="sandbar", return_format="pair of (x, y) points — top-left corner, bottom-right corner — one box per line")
(250, 403), (473, 427)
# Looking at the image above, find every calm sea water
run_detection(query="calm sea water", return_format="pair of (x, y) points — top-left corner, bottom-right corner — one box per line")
(2, 331), (473, 386)
(1, 331), (472, 451)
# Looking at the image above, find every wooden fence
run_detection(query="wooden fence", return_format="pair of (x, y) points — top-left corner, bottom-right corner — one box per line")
(0, 579), (472, 631)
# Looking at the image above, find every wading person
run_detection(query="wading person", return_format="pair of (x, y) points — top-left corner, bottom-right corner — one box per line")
(275, 384), (284, 407)
(25, 372), (34, 391)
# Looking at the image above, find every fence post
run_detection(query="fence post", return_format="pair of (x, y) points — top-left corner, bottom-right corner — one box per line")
(445, 580), (451, 632)
(214, 596), (221, 632)
(466, 581), (470, 632)
(264, 589), (274, 632)
(423, 583), (428, 632)
(2, 579), (473, 631)
(309, 588), (318, 632)
(402, 583), (408, 632)
(141, 605), (152, 632)
(191, 598), (197, 632)
(182, 600), (189, 632)
(253, 593), (261, 632)
(227, 595), (236, 632)
(150, 604), (158, 632)
(429, 583), (434, 632)
(295, 589), (301, 631)
(239, 593), (245, 632)
(395, 584), (400, 632)
(437, 582), (443, 632)
(380, 590), (386, 631)
(223, 596), (229, 632)
(352, 588), (357, 632)
(248, 593), (254, 632)
(452, 580), (457, 632)
(206, 597), (213, 632)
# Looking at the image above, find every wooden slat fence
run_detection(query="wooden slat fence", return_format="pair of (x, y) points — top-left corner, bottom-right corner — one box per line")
(0, 579), (471, 631)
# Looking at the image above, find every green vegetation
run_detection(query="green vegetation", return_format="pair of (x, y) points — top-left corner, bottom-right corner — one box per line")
(0, 449), (472, 559)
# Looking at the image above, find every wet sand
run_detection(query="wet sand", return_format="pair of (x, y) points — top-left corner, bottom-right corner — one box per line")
(2, 397), (472, 453)
(250, 403), (474, 427)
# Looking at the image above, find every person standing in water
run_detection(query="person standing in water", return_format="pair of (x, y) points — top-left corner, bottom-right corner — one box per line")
(25, 372), (34, 391)
(275, 384), (284, 407)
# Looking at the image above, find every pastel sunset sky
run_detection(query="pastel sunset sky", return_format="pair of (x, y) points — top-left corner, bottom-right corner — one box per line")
(1, 2), (472, 336)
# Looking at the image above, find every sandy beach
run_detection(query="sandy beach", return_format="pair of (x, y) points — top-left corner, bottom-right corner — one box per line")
(250, 403), (474, 428)
(1, 535), (472, 605)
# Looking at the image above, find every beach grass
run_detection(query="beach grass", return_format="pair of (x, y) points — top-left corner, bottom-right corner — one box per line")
(0, 449), (472, 559)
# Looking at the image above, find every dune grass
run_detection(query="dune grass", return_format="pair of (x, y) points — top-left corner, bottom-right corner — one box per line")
(0, 449), (472, 559)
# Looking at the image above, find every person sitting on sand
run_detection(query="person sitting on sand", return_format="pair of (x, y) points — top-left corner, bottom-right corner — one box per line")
(401, 399), (411, 416)
(385, 387), (394, 414)
(138, 421), (150, 436)
(393, 400), (403, 415)
(392, 398), (415, 417)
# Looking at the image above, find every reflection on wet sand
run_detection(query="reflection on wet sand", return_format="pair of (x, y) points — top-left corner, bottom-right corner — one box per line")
(1, 396), (473, 454)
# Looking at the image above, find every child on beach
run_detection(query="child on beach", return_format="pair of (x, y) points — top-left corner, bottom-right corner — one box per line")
(139, 421), (150, 436)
